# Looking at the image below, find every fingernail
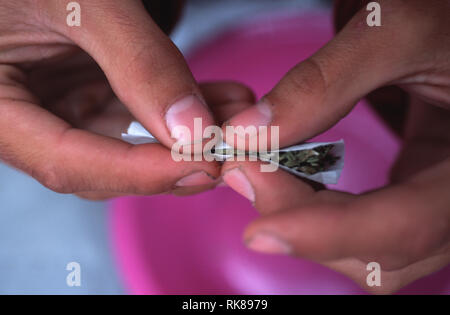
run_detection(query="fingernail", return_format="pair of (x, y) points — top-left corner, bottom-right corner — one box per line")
(227, 99), (272, 136)
(165, 95), (214, 144)
(176, 171), (215, 187)
(223, 168), (255, 202)
(246, 233), (291, 255)
(216, 181), (228, 188)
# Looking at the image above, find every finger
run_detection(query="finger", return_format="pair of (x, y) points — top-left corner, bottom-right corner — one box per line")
(322, 251), (450, 294)
(242, 158), (450, 269)
(224, 0), (426, 149)
(200, 81), (255, 124)
(48, 0), (214, 147)
(0, 69), (219, 194)
(4, 107), (219, 194)
(221, 159), (324, 215)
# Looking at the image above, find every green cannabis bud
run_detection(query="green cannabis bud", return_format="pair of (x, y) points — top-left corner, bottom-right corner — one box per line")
(277, 144), (339, 175)
(213, 144), (340, 176)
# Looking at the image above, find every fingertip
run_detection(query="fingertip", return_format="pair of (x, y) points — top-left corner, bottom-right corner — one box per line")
(222, 167), (255, 203)
(165, 94), (215, 145)
(222, 159), (316, 213)
(175, 170), (217, 187)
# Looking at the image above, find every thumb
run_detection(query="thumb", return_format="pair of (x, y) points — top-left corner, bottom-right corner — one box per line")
(52, 0), (214, 147)
(225, 0), (421, 148)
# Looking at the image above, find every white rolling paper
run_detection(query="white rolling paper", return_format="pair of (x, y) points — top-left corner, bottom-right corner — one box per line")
(121, 122), (345, 184)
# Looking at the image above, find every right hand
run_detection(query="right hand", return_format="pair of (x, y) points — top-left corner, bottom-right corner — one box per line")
(222, 0), (450, 293)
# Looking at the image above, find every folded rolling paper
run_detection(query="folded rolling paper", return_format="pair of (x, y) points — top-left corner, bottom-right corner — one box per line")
(121, 122), (345, 185)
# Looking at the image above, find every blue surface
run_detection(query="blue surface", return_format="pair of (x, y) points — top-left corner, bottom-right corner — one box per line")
(0, 163), (122, 294)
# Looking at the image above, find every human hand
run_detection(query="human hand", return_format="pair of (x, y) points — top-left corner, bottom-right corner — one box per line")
(0, 0), (254, 199)
(222, 0), (450, 293)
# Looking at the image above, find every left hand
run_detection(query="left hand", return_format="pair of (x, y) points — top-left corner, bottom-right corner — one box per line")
(0, 0), (255, 200)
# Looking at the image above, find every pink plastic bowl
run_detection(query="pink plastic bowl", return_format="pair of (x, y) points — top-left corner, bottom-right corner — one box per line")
(110, 12), (450, 294)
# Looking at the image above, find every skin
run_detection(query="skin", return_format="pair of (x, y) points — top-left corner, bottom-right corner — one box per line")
(223, 0), (450, 293)
(0, 0), (254, 198)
